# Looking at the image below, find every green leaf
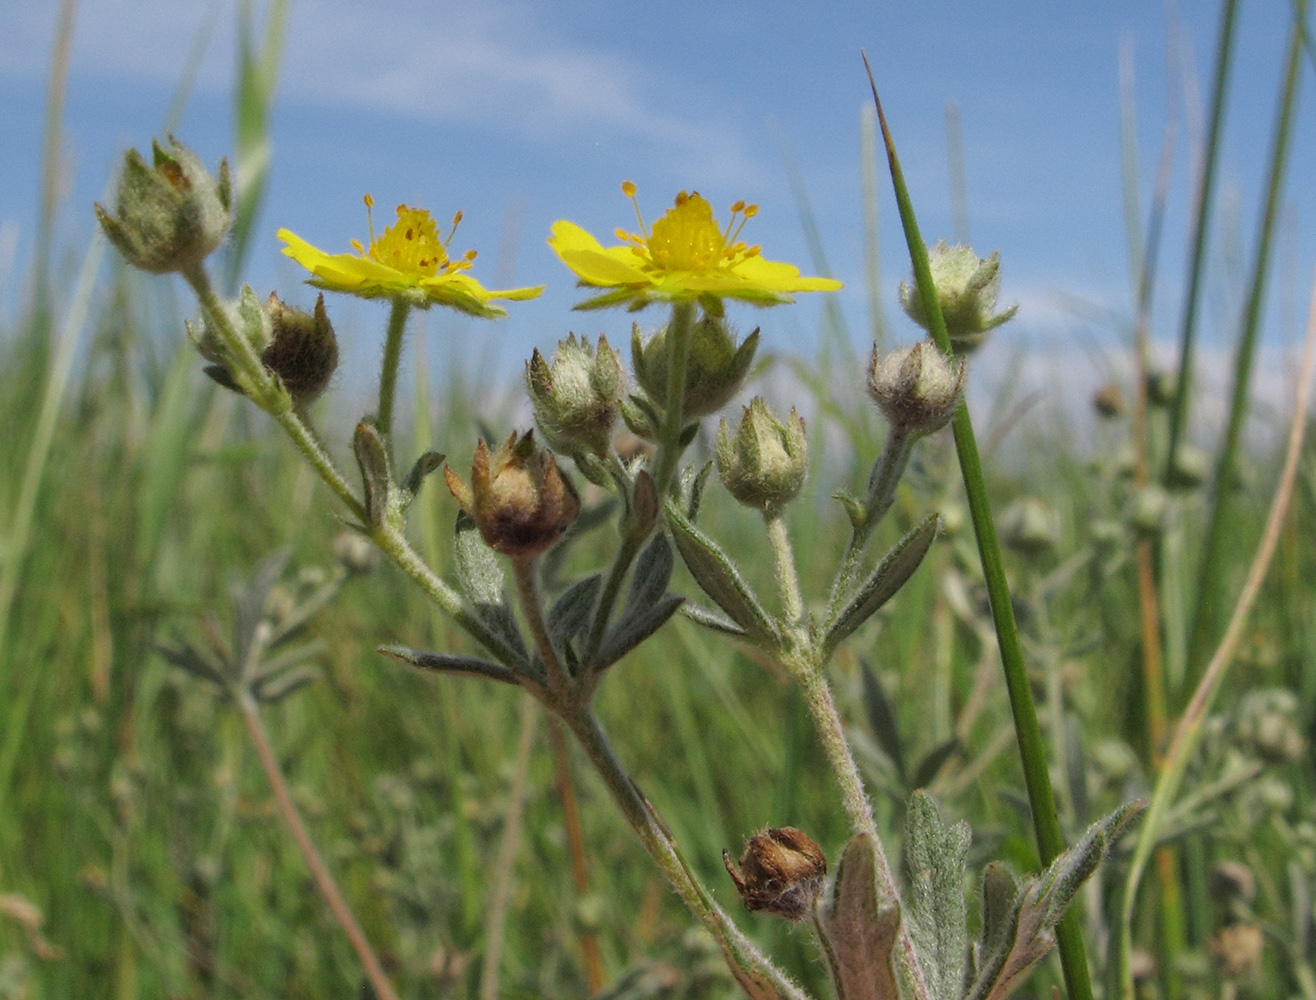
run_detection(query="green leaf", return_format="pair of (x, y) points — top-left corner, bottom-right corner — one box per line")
(630, 531), (674, 608)
(818, 834), (901, 1000)
(910, 738), (960, 792)
(678, 461), (714, 521)
(453, 512), (529, 664)
(379, 645), (521, 686)
(596, 594), (684, 671)
(966, 801), (1145, 1000)
(548, 574), (603, 654)
(860, 659), (906, 784)
(680, 601), (746, 636)
(231, 548), (289, 670)
(665, 500), (777, 646)
(253, 664), (321, 703)
(353, 421), (392, 527)
(824, 513), (939, 655)
(157, 640), (229, 688)
(903, 791), (970, 1000)
(246, 639), (326, 689)
(401, 450), (444, 504)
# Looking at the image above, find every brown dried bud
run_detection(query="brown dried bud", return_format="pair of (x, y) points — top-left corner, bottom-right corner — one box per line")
(1210, 861), (1256, 906)
(723, 827), (826, 921)
(444, 431), (581, 559)
(1210, 923), (1264, 979)
(1093, 383), (1125, 418)
(261, 293), (339, 406)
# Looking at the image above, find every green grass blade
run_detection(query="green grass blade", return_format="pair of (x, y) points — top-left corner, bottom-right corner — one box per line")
(1187, 11), (1303, 684)
(224, 0), (290, 290)
(861, 104), (887, 352)
(0, 230), (105, 812)
(944, 101), (971, 246)
(862, 53), (1096, 1000)
(31, 0), (79, 336)
(1163, 0), (1240, 486)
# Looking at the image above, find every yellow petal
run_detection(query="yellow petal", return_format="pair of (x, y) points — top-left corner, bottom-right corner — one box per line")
(549, 221), (650, 286)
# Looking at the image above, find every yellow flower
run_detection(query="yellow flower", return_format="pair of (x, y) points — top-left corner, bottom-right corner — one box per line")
(548, 182), (842, 311)
(278, 196), (543, 317)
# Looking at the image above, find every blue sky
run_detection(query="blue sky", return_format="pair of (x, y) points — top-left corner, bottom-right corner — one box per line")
(1, 0), (1311, 401)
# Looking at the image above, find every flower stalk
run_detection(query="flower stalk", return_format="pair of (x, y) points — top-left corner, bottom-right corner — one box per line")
(376, 298), (411, 454)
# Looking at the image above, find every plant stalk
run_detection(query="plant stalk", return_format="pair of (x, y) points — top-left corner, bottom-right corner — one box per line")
(864, 55), (1095, 1000)
(183, 264), (367, 522)
(235, 689), (401, 1000)
(376, 299), (411, 458)
(652, 302), (695, 497)
(1187, 14), (1303, 683)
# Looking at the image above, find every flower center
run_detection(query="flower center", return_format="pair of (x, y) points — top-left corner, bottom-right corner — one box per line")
(616, 184), (761, 275)
(352, 195), (476, 277)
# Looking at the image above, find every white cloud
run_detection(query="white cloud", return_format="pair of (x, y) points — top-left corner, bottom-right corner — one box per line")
(2, 0), (752, 179)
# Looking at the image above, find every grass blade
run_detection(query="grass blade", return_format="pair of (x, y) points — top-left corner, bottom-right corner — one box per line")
(862, 52), (1096, 1000)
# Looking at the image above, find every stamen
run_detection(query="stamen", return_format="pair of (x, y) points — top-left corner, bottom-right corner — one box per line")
(364, 194), (378, 248)
(623, 182), (648, 240)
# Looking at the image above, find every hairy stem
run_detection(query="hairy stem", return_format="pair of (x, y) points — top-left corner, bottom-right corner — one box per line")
(236, 690), (401, 1000)
(563, 707), (812, 1000)
(824, 427), (913, 623)
(376, 299), (411, 457)
(652, 302), (695, 497)
(765, 510), (805, 628)
(183, 264), (366, 522)
(796, 663), (932, 1000)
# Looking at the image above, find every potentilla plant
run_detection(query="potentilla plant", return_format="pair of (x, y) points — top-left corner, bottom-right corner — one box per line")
(99, 133), (1140, 1000)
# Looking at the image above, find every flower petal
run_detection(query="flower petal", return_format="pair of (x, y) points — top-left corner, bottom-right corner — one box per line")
(549, 221), (650, 287)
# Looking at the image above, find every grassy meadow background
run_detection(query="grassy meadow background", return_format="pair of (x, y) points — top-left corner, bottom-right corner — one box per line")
(2, 1), (1315, 998)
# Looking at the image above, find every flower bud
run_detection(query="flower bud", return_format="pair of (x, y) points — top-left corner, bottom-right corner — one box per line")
(1093, 383), (1126, 419)
(723, 827), (826, 921)
(260, 293), (339, 406)
(526, 334), (625, 457)
(444, 431), (581, 559)
(1145, 370), (1177, 409)
(1166, 444), (1209, 491)
(95, 137), (232, 274)
(1128, 484), (1169, 536)
(867, 341), (965, 437)
(1236, 688), (1305, 763)
(898, 241), (1017, 352)
(715, 398), (807, 512)
(998, 497), (1061, 558)
(1210, 923), (1264, 979)
(332, 531), (379, 575)
(1209, 861), (1256, 906)
(632, 317), (758, 419)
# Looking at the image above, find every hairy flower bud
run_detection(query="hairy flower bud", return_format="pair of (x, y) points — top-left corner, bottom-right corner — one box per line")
(898, 241), (1017, 352)
(444, 431), (581, 558)
(526, 334), (625, 457)
(95, 137), (232, 274)
(715, 398), (807, 511)
(631, 316), (758, 419)
(723, 827), (826, 921)
(867, 341), (965, 437)
(260, 293), (339, 406)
